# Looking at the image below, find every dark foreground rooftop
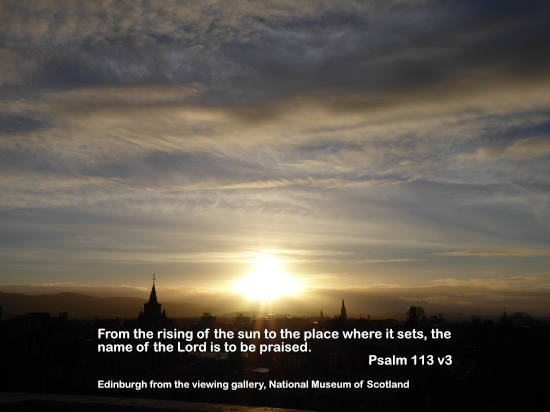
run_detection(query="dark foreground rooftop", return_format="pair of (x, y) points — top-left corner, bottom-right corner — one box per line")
(0, 393), (313, 412)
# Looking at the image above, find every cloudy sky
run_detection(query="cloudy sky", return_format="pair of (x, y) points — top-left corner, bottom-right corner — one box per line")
(1, 0), (550, 316)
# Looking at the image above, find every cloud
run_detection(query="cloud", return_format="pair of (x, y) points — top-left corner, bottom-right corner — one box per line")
(178, 177), (392, 191)
(436, 249), (550, 257)
(0, 113), (52, 136)
(431, 275), (550, 290)
(1, 0), (549, 100)
(356, 259), (427, 263)
(0, 48), (35, 84)
(0, 174), (128, 210)
(0, 1), (421, 50)
(460, 136), (550, 162)
(1, 0), (550, 296)
(0, 0), (427, 91)
(48, 85), (201, 106)
(2, 78), (550, 171)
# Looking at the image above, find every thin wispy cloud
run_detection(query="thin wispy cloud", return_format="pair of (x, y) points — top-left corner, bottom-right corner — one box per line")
(356, 259), (428, 263)
(436, 250), (550, 257)
(460, 136), (550, 162)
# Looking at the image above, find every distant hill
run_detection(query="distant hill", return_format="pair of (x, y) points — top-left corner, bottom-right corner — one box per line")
(0, 291), (217, 320)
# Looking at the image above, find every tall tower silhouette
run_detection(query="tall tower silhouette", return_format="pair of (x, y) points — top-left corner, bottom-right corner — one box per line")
(138, 274), (167, 329)
(340, 299), (347, 322)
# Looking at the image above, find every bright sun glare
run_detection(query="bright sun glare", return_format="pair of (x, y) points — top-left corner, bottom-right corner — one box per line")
(237, 257), (300, 301)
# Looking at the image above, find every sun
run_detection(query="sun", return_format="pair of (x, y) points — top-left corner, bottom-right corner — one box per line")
(237, 257), (300, 301)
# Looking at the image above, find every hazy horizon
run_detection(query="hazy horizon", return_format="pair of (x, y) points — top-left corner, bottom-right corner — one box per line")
(3, 281), (550, 319)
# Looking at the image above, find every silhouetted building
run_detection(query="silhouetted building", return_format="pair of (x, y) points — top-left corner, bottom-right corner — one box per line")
(200, 312), (216, 326)
(235, 313), (250, 325)
(138, 276), (167, 329)
(340, 299), (347, 321)
(28, 312), (50, 325)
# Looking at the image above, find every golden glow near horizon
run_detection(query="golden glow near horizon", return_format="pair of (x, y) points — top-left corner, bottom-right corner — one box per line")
(236, 256), (301, 301)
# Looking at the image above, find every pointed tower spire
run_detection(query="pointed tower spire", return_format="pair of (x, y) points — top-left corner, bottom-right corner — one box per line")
(138, 274), (167, 328)
(148, 274), (158, 304)
(340, 298), (347, 322)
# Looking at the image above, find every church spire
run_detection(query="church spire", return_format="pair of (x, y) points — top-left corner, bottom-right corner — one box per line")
(138, 274), (167, 329)
(148, 274), (158, 304)
(340, 298), (347, 322)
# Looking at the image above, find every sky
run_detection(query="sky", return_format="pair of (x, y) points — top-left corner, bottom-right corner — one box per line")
(1, 0), (550, 317)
